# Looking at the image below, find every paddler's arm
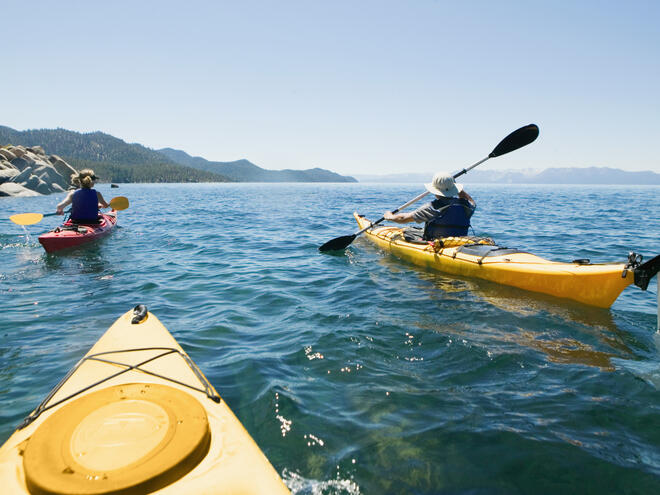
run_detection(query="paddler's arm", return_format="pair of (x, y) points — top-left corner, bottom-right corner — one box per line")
(384, 211), (416, 224)
(56, 191), (74, 215)
(97, 191), (109, 209)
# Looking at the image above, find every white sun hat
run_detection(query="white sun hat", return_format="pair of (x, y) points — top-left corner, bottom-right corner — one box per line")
(425, 172), (463, 197)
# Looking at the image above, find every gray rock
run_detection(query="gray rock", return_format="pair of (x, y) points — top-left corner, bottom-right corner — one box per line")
(49, 156), (77, 184)
(0, 148), (17, 161)
(11, 167), (34, 184)
(34, 178), (52, 195)
(25, 174), (41, 190)
(20, 153), (38, 167)
(34, 164), (67, 188)
(26, 146), (45, 155)
(48, 154), (63, 164)
(0, 182), (41, 197)
(0, 168), (20, 182)
(0, 146), (80, 197)
(10, 156), (32, 171)
(8, 146), (25, 158)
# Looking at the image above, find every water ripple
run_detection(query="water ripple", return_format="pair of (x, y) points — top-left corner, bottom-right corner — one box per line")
(1, 183), (659, 493)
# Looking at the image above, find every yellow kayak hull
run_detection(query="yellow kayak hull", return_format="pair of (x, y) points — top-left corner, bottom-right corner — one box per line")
(355, 213), (633, 308)
(0, 307), (290, 494)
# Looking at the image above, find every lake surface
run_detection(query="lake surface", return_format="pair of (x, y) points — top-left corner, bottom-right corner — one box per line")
(1, 183), (659, 494)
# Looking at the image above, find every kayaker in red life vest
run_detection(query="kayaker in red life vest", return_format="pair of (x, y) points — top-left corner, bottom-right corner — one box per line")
(384, 172), (477, 240)
(55, 169), (109, 223)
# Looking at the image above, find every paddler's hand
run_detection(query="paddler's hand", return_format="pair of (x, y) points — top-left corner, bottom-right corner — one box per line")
(383, 211), (416, 224)
(56, 206), (64, 215)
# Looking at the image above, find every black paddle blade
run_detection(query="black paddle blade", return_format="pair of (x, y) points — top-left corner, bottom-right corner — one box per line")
(319, 234), (357, 252)
(489, 124), (539, 158)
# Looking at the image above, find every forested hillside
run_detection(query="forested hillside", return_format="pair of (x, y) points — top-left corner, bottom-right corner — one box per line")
(0, 125), (356, 183)
(70, 159), (228, 183)
(0, 126), (231, 183)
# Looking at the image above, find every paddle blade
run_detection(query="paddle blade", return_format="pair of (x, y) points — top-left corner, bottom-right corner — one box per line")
(109, 196), (129, 211)
(319, 234), (357, 252)
(489, 124), (539, 158)
(10, 213), (44, 225)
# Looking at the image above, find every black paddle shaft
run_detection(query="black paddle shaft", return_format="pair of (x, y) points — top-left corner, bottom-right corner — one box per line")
(319, 124), (539, 252)
(43, 210), (70, 218)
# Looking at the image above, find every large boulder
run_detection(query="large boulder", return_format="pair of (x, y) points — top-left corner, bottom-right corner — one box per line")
(33, 164), (68, 189)
(9, 154), (38, 174)
(34, 178), (52, 195)
(8, 146), (26, 158)
(0, 145), (79, 197)
(0, 167), (19, 182)
(26, 146), (46, 156)
(0, 148), (17, 161)
(48, 155), (77, 182)
(0, 182), (41, 197)
(12, 167), (34, 184)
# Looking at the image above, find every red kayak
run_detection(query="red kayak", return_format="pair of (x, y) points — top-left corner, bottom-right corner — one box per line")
(38, 211), (118, 253)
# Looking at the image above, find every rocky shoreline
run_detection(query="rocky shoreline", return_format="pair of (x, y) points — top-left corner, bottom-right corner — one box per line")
(0, 145), (77, 197)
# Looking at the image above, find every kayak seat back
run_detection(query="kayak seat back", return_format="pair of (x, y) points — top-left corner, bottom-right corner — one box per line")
(402, 226), (426, 243)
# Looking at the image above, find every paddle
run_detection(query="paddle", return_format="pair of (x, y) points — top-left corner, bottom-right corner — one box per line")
(319, 124), (539, 252)
(10, 196), (130, 226)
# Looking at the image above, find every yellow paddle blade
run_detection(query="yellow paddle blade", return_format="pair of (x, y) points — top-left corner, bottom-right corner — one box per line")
(9, 213), (44, 226)
(109, 196), (129, 211)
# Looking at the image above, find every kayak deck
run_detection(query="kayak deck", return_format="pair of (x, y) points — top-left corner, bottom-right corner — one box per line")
(354, 213), (644, 308)
(38, 211), (118, 253)
(0, 306), (290, 494)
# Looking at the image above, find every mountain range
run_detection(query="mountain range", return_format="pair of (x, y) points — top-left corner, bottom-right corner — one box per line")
(4, 125), (655, 185)
(158, 148), (355, 182)
(354, 167), (660, 185)
(0, 125), (356, 183)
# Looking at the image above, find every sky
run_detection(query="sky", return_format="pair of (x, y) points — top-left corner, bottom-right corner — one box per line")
(3, 0), (659, 175)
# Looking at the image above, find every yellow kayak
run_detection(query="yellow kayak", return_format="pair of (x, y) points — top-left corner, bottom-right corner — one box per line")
(0, 306), (290, 495)
(355, 213), (659, 308)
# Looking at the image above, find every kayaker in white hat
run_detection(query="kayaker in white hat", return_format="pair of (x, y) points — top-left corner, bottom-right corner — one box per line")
(384, 172), (476, 240)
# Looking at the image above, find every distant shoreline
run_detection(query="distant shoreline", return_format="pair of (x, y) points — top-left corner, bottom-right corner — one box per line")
(353, 167), (660, 185)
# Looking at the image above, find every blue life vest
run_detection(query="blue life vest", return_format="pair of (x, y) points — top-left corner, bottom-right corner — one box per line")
(71, 188), (99, 222)
(424, 197), (475, 239)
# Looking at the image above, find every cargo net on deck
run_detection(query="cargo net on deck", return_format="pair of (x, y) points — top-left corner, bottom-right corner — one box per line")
(402, 226), (495, 248)
(430, 236), (496, 249)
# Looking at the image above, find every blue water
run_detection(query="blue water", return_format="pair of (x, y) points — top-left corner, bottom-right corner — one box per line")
(1, 183), (659, 494)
